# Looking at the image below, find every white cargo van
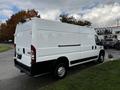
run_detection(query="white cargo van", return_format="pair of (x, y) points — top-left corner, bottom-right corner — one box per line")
(14, 18), (105, 79)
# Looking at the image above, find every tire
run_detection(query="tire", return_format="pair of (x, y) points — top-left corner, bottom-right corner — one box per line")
(104, 46), (107, 49)
(97, 53), (104, 63)
(53, 63), (67, 79)
(20, 70), (24, 73)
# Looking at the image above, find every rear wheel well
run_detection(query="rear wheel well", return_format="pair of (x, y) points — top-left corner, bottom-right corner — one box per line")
(52, 57), (69, 79)
(56, 57), (69, 68)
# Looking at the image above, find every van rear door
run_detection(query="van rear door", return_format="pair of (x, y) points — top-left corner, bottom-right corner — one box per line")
(14, 21), (32, 67)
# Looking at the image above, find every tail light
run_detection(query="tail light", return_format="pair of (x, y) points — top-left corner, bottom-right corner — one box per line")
(14, 44), (16, 57)
(31, 45), (36, 64)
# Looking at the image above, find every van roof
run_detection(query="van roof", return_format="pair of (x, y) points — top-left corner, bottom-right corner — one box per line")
(16, 17), (95, 34)
(32, 18), (95, 34)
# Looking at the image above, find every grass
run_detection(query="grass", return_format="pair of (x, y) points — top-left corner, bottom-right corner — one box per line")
(0, 44), (12, 52)
(39, 60), (120, 90)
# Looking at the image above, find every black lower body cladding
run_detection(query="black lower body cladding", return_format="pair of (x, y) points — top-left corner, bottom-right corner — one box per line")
(14, 59), (56, 76)
(31, 60), (56, 75)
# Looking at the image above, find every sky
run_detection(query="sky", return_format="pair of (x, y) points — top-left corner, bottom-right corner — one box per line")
(0, 0), (120, 26)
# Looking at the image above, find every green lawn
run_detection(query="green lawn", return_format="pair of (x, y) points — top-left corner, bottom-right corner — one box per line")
(0, 44), (12, 52)
(40, 60), (120, 90)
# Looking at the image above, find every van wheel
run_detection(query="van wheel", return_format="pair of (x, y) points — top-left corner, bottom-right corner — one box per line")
(20, 70), (24, 73)
(53, 63), (67, 79)
(97, 53), (104, 63)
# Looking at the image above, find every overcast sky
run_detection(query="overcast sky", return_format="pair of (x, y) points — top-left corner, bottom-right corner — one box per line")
(0, 0), (120, 26)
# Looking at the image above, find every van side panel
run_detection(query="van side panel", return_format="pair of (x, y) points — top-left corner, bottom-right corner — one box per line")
(32, 19), (99, 67)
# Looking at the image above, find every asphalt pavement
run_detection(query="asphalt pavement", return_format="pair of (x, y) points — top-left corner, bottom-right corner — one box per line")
(0, 49), (120, 90)
(105, 49), (120, 61)
(0, 49), (56, 90)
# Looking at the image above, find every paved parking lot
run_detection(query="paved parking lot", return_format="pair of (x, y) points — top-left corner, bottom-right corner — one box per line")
(105, 49), (120, 61)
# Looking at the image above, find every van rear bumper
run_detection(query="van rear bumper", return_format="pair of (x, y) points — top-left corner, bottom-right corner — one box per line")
(14, 59), (31, 75)
(14, 59), (56, 76)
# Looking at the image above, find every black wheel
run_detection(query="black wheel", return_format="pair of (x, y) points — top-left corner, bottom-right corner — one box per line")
(104, 46), (107, 49)
(97, 53), (104, 63)
(20, 70), (24, 73)
(53, 63), (67, 79)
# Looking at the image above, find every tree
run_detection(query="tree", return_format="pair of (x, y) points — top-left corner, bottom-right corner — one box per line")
(59, 14), (68, 23)
(83, 20), (91, 26)
(0, 9), (40, 42)
(59, 14), (91, 26)
(0, 23), (8, 42)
